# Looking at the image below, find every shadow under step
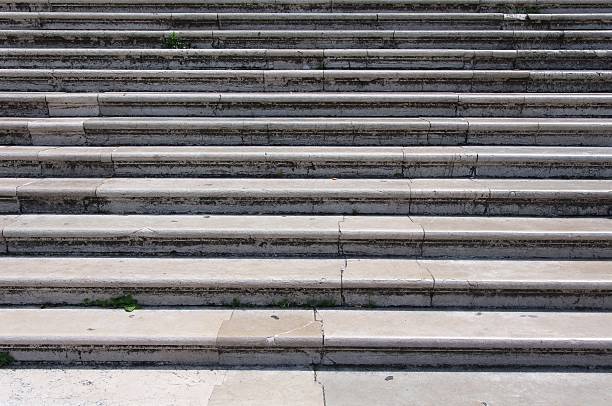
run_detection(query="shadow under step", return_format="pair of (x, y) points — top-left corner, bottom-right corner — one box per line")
(0, 214), (610, 258)
(1, 257), (610, 309)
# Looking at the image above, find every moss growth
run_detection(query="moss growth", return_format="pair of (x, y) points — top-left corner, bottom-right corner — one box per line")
(82, 295), (141, 312)
(0, 352), (15, 368)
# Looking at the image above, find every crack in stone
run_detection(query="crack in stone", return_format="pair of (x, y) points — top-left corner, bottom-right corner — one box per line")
(337, 215), (346, 257)
(416, 259), (436, 307)
(313, 367), (327, 406)
(265, 319), (319, 345)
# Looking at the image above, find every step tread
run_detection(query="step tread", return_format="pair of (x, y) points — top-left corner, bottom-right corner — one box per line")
(1, 308), (611, 348)
(1, 214), (610, 238)
(0, 257), (609, 289)
(2, 177), (611, 197)
(2, 368), (611, 406)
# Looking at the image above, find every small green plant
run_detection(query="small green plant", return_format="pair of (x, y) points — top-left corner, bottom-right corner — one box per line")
(0, 352), (15, 368)
(163, 32), (189, 49)
(82, 295), (141, 312)
(231, 297), (241, 308)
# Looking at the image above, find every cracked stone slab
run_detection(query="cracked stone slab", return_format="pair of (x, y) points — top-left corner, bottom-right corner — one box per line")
(341, 258), (434, 307)
(217, 309), (322, 348)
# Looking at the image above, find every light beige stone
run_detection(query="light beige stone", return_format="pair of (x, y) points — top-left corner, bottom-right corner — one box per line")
(209, 369), (323, 406)
(0, 257), (343, 288)
(217, 309), (322, 347)
(420, 259), (612, 290)
(342, 259), (433, 289)
(1, 214), (342, 239)
(412, 216), (612, 240)
(318, 370), (612, 406)
(319, 310), (612, 348)
(339, 216), (423, 240)
(0, 368), (227, 406)
(0, 308), (233, 346)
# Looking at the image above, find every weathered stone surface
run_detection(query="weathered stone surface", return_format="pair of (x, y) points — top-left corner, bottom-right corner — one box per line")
(318, 370), (612, 406)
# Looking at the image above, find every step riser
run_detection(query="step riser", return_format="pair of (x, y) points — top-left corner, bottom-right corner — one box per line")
(3, 32), (611, 50)
(3, 52), (610, 70)
(2, 238), (610, 259)
(3, 287), (611, 310)
(7, 98), (612, 118)
(4, 73), (612, 93)
(4, 196), (610, 216)
(5, 346), (611, 367)
(4, 161), (610, 178)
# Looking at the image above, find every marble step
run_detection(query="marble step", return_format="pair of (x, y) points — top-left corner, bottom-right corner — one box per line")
(2, 368), (611, 405)
(3, 12), (612, 30)
(1, 178), (610, 216)
(2, 0), (611, 13)
(1, 308), (612, 366)
(2, 29), (612, 50)
(3, 69), (612, 93)
(6, 92), (612, 118)
(1, 146), (611, 178)
(4, 118), (612, 147)
(3, 49), (611, 70)
(0, 257), (610, 309)
(0, 214), (610, 258)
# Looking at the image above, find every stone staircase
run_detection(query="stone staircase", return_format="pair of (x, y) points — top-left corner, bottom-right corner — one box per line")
(1, 0), (611, 404)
